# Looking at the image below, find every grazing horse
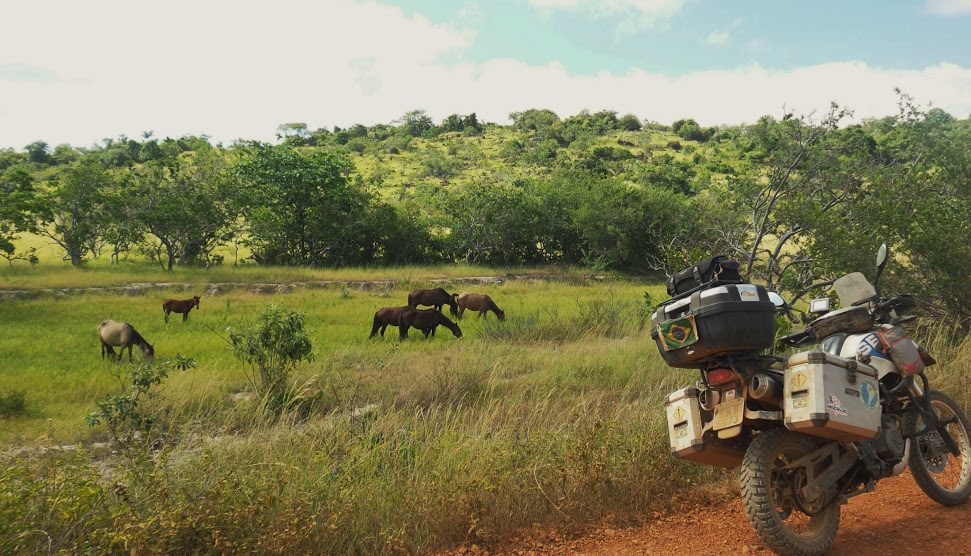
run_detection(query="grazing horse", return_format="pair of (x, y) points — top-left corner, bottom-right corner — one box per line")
(407, 288), (458, 316)
(162, 295), (201, 323)
(98, 320), (154, 362)
(455, 292), (505, 321)
(398, 308), (463, 340)
(369, 306), (411, 339)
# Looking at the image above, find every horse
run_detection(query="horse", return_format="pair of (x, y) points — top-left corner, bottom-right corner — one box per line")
(407, 288), (458, 316)
(455, 292), (505, 321)
(369, 306), (411, 339)
(398, 308), (463, 340)
(98, 320), (154, 362)
(162, 295), (201, 323)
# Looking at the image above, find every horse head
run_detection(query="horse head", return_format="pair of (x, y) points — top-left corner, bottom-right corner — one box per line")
(192, 295), (201, 308)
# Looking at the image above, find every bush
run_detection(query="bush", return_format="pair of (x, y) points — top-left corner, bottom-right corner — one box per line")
(0, 390), (27, 418)
(229, 305), (314, 413)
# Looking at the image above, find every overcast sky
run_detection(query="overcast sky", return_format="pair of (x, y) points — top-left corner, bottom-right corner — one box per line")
(2, 0), (970, 150)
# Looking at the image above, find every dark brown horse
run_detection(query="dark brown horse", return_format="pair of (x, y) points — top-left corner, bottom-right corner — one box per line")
(369, 306), (411, 339)
(162, 295), (200, 323)
(398, 308), (462, 340)
(455, 292), (505, 320)
(98, 319), (154, 362)
(407, 288), (458, 316)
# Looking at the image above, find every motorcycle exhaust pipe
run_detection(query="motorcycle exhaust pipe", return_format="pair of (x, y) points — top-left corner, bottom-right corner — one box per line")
(699, 388), (718, 412)
(749, 373), (784, 407)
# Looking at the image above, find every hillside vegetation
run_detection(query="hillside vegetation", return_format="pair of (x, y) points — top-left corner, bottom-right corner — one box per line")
(4, 97), (971, 320)
(2, 98), (971, 554)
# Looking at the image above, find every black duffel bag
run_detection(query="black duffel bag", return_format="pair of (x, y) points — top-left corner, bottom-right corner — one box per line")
(666, 255), (743, 296)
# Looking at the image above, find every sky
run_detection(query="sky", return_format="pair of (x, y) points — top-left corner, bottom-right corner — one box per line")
(1, 0), (970, 150)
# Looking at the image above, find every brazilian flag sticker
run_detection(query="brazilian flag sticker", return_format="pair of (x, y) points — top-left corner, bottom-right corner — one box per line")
(658, 315), (699, 351)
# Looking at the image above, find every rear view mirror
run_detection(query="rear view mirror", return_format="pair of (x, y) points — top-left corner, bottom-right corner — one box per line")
(767, 292), (786, 307)
(809, 298), (831, 314)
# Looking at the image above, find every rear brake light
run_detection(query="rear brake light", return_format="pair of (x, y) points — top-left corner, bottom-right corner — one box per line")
(706, 368), (735, 385)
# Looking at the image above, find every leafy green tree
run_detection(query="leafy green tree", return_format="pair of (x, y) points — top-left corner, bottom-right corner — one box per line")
(0, 148), (25, 171)
(0, 166), (46, 265)
(276, 122), (310, 146)
(24, 141), (52, 165)
(397, 109), (434, 138)
(39, 156), (114, 266)
(132, 147), (240, 270)
(235, 143), (369, 266)
(618, 113), (642, 131)
(510, 109), (560, 132)
(51, 144), (80, 165)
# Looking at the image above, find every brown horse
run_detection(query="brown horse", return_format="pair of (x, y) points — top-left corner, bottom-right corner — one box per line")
(407, 288), (458, 316)
(98, 319), (154, 362)
(455, 292), (505, 321)
(162, 295), (200, 323)
(398, 308), (462, 340)
(369, 306), (411, 339)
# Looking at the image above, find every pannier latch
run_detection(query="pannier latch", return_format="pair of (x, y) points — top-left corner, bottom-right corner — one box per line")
(846, 360), (858, 384)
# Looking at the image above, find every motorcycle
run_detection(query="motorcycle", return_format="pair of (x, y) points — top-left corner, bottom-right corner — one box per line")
(654, 244), (971, 556)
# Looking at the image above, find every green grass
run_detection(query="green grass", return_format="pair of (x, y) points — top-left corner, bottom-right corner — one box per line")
(2, 273), (717, 554)
(0, 276), (670, 445)
(5, 265), (968, 554)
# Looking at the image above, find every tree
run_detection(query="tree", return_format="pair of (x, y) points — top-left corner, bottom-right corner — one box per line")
(235, 143), (369, 266)
(276, 122), (310, 146)
(24, 141), (52, 165)
(132, 147), (240, 270)
(618, 113), (642, 131)
(509, 109), (560, 132)
(0, 166), (46, 265)
(40, 156), (114, 266)
(397, 109), (434, 138)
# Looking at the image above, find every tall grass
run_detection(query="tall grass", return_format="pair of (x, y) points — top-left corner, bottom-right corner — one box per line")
(5, 275), (969, 554)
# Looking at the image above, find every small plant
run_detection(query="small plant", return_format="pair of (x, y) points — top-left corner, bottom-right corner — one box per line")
(229, 305), (314, 413)
(85, 354), (195, 453)
(0, 389), (27, 418)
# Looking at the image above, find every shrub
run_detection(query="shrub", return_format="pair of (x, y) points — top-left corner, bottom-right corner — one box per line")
(0, 390), (27, 418)
(85, 355), (195, 453)
(229, 305), (314, 412)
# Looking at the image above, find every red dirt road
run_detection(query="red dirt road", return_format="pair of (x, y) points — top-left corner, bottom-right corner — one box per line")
(456, 473), (971, 556)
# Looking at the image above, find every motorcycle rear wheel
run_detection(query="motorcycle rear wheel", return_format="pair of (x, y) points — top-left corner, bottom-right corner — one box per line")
(740, 429), (840, 556)
(905, 390), (971, 506)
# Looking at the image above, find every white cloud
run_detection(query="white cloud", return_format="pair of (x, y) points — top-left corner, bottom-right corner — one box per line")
(528, 0), (687, 24)
(703, 31), (731, 46)
(925, 0), (971, 15)
(1, 1), (970, 149)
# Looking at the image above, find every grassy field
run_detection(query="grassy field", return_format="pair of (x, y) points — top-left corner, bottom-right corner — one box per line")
(0, 265), (725, 554)
(2, 263), (969, 555)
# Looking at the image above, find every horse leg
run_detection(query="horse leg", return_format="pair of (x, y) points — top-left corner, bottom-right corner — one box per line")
(164, 308), (170, 323)
(183, 310), (189, 322)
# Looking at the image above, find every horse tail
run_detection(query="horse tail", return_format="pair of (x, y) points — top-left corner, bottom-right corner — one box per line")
(369, 312), (382, 339)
